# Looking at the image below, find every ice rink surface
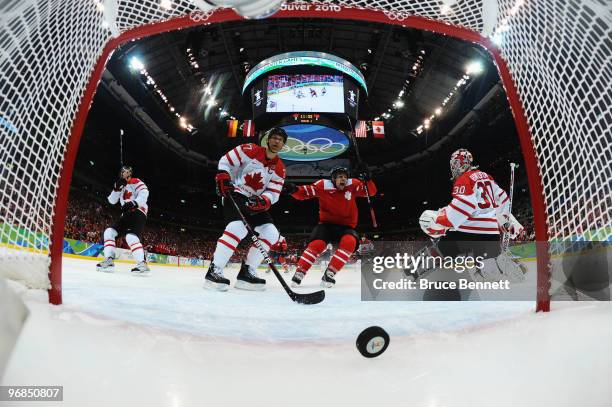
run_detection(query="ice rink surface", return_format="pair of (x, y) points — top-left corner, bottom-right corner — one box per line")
(2, 256), (612, 407)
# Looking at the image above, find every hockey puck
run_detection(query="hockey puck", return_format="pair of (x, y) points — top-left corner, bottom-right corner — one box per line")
(356, 326), (390, 358)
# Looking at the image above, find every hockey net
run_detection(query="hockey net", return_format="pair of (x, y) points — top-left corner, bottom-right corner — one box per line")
(0, 0), (610, 310)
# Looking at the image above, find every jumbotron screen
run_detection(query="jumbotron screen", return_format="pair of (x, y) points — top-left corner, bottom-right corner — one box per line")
(266, 74), (344, 113)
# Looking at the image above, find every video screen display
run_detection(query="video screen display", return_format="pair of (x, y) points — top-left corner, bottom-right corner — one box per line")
(266, 74), (344, 113)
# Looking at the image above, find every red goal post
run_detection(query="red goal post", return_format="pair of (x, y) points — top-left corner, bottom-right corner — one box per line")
(1, 1), (610, 312)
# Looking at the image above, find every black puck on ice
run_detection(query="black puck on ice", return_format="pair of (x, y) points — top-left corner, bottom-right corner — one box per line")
(356, 326), (390, 358)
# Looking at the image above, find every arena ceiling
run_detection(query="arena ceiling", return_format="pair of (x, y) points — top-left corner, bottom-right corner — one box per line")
(75, 15), (524, 230)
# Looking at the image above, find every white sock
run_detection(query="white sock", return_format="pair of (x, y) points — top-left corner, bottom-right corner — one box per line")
(245, 223), (279, 273)
(125, 233), (145, 263)
(103, 228), (118, 259)
(212, 221), (247, 271)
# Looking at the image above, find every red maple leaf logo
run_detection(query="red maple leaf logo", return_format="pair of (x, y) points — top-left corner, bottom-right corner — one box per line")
(123, 191), (132, 200)
(244, 172), (264, 192)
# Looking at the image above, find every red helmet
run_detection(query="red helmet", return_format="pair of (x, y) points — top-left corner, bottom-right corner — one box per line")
(450, 149), (474, 179)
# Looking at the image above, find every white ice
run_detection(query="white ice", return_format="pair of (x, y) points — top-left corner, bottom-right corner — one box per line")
(2, 256), (611, 407)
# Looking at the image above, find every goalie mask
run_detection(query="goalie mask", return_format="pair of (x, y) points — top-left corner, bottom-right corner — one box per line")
(450, 149), (474, 179)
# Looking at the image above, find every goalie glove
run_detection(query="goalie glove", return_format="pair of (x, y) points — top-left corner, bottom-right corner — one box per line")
(496, 212), (524, 239)
(419, 209), (450, 238)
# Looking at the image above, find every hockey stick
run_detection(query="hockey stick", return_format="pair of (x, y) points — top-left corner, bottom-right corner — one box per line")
(501, 163), (517, 253)
(226, 193), (325, 305)
(347, 117), (378, 228)
(119, 129), (124, 167)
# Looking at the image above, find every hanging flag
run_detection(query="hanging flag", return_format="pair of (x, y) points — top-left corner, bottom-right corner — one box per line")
(355, 120), (367, 138)
(372, 120), (385, 139)
(243, 120), (255, 137)
(227, 119), (238, 138)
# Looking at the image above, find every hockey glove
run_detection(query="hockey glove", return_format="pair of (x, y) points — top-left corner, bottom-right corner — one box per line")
(245, 195), (271, 213)
(419, 209), (450, 238)
(114, 177), (128, 191)
(215, 171), (233, 197)
(282, 182), (298, 195)
(355, 163), (371, 182)
(122, 201), (138, 213)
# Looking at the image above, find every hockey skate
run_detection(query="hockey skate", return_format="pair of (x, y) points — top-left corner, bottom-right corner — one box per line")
(321, 268), (336, 288)
(96, 257), (115, 273)
(291, 270), (305, 287)
(235, 262), (266, 291)
(204, 263), (230, 291)
(131, 261), (150, 276)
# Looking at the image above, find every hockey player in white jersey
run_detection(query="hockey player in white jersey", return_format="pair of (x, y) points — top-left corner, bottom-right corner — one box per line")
(97, 165), (150, 274)
(418, 149), (525, 281)
(204, 127), (287, 291)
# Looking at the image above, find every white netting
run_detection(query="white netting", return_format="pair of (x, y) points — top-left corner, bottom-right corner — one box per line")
(0, 0), (610, 302)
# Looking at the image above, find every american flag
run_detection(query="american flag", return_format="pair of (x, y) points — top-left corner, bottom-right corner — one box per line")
(355, 120), (367, 138)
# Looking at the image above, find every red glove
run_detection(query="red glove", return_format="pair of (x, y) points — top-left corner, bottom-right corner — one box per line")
(246, 195), (271, 213)
(215, 172), (233, 197)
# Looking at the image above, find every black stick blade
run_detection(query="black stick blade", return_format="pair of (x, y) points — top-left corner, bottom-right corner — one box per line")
(290, 289), (326, 305)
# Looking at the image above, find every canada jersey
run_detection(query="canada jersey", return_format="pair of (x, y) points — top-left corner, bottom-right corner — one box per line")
(441, 170), (509, 235)
(292, 178), (377, 228)
(218, 143), (285, 205)
(107, 178), (149, 215)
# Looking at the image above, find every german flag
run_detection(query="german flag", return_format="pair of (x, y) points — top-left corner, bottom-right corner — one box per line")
(227, 119), (238, 137)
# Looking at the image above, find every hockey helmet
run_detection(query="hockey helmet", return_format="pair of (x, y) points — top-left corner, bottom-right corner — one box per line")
(119, 165), (133, 177)
(449, 149), (474, 179)
(330, 166), (349, 182)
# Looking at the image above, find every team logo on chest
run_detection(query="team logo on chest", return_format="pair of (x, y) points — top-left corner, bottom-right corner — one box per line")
(344, 191), (352, 200)
(243, 170), (265, 194)
(123, 190), (132, 200)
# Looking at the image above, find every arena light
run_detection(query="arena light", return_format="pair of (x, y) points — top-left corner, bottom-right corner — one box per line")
(435, 107), (442, 116)
(393, 100), (405, 109)
(207, 98), (217, 107)
(94, 0), (104, 12)
(160, 0), (172, 10)
(129, 57), (144, 71)
(466, 60), (484, 75)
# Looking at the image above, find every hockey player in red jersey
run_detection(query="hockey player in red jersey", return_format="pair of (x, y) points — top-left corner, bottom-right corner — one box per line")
(283, 166), (377, 288)
(97, 165), (150, 274)
(205, 128), (287, 291)
(418, 149), (525, 281)
(269, 235), (290, 274)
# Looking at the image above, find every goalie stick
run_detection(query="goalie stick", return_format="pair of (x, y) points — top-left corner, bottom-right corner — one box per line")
(501, 163), (518, 253)
(347, 117), (378, 228)
(402, 238), (441, 281)
(227, 193), (325, 305)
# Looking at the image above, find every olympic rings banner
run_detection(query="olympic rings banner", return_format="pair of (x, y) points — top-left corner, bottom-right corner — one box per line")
(262, 124), (350, 161)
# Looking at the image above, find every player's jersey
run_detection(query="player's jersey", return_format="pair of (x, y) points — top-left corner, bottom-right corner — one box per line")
(439, 170), (510, 235)
(218, 143), (285, 205)
(107, 178), (149, 215)
(292, 178), (377, 228)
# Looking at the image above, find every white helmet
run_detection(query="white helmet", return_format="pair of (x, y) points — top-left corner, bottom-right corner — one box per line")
(449, 148), (474, 179)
